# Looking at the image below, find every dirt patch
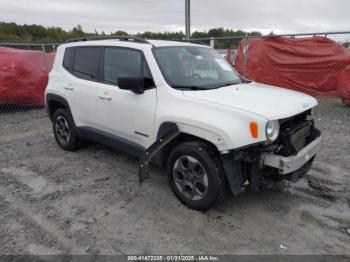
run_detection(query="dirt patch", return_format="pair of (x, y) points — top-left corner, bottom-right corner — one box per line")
(0, 99), (349, 255)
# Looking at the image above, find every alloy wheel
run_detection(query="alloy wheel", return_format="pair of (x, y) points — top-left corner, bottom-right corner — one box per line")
(173, 155), (209, 201)
(55, 115), (70, 145)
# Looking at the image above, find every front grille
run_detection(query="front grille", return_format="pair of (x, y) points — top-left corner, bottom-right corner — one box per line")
(278, 120), (312, 156)
(277, 110), (316, 157)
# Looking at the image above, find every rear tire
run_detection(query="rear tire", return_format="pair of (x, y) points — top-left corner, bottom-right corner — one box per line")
(52, 108), (82, 151)
(166, 141), (227, 210)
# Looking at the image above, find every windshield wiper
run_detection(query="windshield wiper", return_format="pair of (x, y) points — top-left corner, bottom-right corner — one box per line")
(213, 82), (241, 89)
(173, 85), (207, 90)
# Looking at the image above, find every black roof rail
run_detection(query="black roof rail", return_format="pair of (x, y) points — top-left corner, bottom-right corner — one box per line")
(65, 35), (151, 45)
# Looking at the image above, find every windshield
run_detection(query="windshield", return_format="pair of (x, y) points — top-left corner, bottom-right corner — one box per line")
(154, 46), (242, 90)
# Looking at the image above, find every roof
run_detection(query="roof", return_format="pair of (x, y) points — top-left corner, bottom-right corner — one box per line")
(60, 39), (208, 49)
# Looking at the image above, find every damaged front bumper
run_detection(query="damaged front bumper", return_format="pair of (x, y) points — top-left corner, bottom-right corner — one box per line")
(222, 134), (321, 196)
(261, 136), (321, 175)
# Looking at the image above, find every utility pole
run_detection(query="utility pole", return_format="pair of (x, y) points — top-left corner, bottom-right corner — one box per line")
(185, 0), (191, 40)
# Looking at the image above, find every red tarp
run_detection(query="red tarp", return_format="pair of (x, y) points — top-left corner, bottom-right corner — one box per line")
(337, 64), (350, 105)
(234, 36), (350, 103)
(0, 47), (55, 107)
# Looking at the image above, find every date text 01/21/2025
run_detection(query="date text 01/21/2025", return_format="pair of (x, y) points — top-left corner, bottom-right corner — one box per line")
(127, 255), (220, 261)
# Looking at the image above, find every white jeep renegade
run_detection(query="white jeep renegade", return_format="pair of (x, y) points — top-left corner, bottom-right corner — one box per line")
(45, 36), (321, 210)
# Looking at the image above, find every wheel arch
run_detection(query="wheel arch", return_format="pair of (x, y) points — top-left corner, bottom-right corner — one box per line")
(46, 94), (73, 123)
(152, 122), (228, 167)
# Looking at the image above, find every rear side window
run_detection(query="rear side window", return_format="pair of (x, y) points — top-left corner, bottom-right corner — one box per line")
(73, 47), (100, 81)
(63, 47), (74, 72)
(104, 47), (154, 89)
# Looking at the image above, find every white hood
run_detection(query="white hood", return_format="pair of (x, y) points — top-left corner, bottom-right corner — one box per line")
(182, 82), (318, 120)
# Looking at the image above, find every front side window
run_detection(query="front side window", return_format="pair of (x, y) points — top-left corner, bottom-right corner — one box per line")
(154, 46), (241, 90)
(104, 47), (154, 89)
(73, 47), (100, 81)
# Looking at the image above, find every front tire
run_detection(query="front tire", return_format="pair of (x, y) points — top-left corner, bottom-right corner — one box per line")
(52, 108), (82, 151)
(166, 141), (227, 210)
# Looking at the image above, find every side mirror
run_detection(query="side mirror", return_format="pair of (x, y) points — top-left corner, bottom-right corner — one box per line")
(118, 75), (144, 94)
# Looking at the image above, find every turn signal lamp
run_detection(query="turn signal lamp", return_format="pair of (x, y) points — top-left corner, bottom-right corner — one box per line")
(250, 122), (258, 138)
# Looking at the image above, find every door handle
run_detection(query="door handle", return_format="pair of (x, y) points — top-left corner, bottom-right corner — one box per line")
(64, 85), (74, 91)
(98, 93), (112, 101)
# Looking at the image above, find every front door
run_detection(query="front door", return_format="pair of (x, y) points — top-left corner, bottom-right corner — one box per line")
(95, 47), (157, 149)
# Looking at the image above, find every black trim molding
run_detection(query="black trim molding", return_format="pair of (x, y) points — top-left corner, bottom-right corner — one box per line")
(78, 127), (145, 158)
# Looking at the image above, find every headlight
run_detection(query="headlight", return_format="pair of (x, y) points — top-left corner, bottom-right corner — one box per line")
(266, 120), (280, 142)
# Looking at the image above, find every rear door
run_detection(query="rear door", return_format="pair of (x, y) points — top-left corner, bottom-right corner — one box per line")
(95, 46), (157, 148)
(68, 46), (102, 127)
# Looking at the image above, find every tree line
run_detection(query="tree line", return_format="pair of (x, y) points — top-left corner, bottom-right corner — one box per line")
(0, 22), (261, 48)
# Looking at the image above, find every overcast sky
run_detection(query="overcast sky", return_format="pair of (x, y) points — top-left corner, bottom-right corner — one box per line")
(0, 0), (349, 35)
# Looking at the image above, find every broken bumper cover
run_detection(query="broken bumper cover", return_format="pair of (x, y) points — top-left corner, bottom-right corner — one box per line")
(261, 136), (322, 175)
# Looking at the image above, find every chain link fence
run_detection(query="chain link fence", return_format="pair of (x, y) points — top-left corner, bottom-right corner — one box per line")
(0, 31), (349, 133)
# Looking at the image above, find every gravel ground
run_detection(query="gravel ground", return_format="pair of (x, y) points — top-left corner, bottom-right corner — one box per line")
(0, 98), (349, 256)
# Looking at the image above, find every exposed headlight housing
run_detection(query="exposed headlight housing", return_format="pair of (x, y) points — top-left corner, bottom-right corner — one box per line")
(266, 120), (280, 142)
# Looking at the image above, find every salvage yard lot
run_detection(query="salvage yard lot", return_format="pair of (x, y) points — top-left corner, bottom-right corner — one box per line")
(0, 98), (349, 255)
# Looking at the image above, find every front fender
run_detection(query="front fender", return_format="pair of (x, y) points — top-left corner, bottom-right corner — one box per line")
(176, 123), (230, 152)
